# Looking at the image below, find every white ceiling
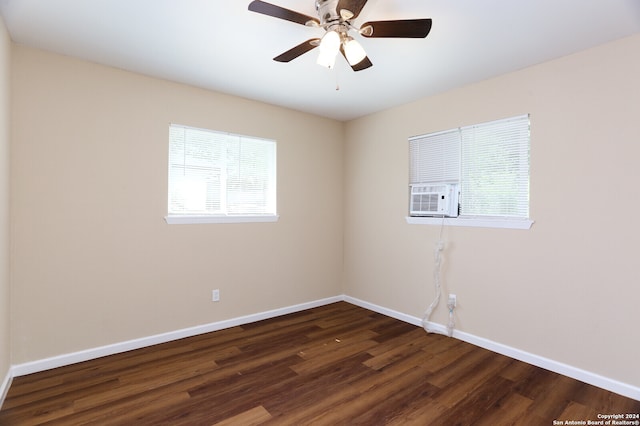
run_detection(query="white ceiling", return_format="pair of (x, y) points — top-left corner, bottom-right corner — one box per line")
(1, 0), (639, 121)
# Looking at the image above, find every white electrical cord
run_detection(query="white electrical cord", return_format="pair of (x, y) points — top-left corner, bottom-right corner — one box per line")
(421, 239), (444, 334)
(421, 216), (455, 337)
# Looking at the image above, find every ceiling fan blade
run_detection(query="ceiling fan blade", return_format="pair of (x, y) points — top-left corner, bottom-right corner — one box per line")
(273, 39), (320, 62)
(337, 0), (369, 20)
(350, 55), (372, 72)
(360, 19), (433, 38)
(248, 0), (320, 26)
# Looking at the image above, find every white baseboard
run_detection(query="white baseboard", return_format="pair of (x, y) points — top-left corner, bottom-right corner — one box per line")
(344, 295), (640, 402)
(11, 295), (342, 377)
(7, 294), (639, 403)
(0, 368), (11, 409)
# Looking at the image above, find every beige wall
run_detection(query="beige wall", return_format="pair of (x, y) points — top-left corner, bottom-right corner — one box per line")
(10, 45), (344, 363)
(344, 34), (640, 388)
(0, 16), (10, 383)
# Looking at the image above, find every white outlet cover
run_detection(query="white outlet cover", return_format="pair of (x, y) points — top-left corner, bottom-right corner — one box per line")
(448, 294), (457, 307)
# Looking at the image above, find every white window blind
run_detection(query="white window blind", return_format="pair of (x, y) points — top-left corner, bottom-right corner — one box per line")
(409, 114), (530, 220)
(460, 115), (530, 218)
(409, 128), (460, 184)
(168, 124), (276, 217)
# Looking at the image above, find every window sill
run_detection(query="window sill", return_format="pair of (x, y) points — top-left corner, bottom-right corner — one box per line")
(405, 216), (534, 230)
(165, 214), (279, 225)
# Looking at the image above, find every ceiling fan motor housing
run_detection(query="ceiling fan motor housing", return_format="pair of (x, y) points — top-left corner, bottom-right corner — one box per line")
(315, 0), (342, 25)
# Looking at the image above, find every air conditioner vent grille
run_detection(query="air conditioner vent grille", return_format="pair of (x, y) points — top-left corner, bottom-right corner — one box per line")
(409, 183), (459, 217)
(412, 193), (439, 212)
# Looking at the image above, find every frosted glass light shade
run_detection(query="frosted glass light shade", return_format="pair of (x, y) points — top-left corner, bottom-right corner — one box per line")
(317, 31), (340, 69)
(344, 38), (366, 65)
(319, 30), (340, 53)
(317, 49), (337, 68)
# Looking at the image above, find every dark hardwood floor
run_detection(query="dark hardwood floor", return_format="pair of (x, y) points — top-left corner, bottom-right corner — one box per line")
(1, 302), (638, 425)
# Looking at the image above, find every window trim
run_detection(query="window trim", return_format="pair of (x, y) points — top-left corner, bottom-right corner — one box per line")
(406, 215), (533, 230)
(165, 214), (279, 225)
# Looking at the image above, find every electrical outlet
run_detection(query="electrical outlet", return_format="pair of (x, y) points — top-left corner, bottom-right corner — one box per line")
(212, 289), (220, 302)
(448, 294), (457, 308)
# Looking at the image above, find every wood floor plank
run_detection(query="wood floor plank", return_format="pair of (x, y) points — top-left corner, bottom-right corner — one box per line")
(426, 342), (497, 389)
(432, 353), (514, 410)
(499, 357), (539, 382)
(420, 337), (475, 372)
(556, 401), (598, 424)
(289, 338), (378, 375)
(525, 373), (584, 420)
(473, 392), (534, 426)
(47, 390), (193, 426)
(436, 374), (516, 424)
(212, 405), (272, 426)
(1, 302), (638, 425)
(348, 367), (441, 425)
(364, 328), (432, 370)
(159, 357), (298, 425)
(296, 328), (379, 360)
(71, 357), (218, 411)
(367, 343), (441, 377)
(385, 398), (450, 426)
(366, 326), (431, 357)
(259, 356), (373, 425)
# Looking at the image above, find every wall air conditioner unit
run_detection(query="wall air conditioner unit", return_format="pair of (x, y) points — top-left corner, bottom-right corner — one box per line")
(410, 183), (459, 217)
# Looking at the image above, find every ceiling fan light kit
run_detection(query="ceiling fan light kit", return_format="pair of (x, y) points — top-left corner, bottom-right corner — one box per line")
(343, 36), (366, 66)
(248, 0), (433, 72)
(317, 30), (341, 68)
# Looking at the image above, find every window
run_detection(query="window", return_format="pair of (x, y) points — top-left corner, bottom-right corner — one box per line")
(408, 114), (532, 229)
(166, 124), (277, 224)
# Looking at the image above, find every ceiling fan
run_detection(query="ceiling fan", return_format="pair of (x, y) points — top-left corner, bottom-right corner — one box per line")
(248, 0), (432, 71)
